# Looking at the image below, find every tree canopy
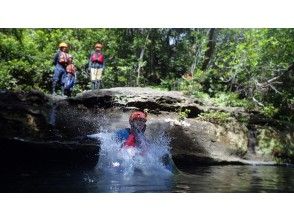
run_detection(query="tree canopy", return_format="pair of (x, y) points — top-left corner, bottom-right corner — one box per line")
(0, 28), (293, 122)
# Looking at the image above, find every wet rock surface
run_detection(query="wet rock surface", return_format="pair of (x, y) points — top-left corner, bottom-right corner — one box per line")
(0, 88), (293, 170)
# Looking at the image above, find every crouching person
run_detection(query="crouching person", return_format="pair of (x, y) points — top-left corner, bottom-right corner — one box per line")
(63, 54), (76, 97)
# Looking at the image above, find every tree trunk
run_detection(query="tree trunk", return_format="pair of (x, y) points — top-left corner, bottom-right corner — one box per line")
(136, 47), (145, 86)
(136, 31), (150, 86)
(190, 43), (202, 77)
(201, 28), (216, 71)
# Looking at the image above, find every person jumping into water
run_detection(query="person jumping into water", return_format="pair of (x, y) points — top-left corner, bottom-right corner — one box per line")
(115, 110), (148, 151)
(114, 110), (174, 171)
(86, 110), (175, 172)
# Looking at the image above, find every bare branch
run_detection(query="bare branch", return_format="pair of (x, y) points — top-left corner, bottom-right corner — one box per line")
(252, 97), (264, 107)
(267, 75), (283, 84)
(269, 84), (282, 94)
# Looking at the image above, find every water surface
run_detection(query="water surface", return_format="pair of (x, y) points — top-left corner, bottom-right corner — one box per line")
(1, 165), (293, 192)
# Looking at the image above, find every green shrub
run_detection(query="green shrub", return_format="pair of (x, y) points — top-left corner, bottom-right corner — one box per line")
(199, 111), (232, 125)
(178, 79), (202, 95)
(192, 91), (210, 99)
(236, 114), (250, 125)
(160, 78), (179, 91)
(260, 104), (279, 118)
(212, 92), (252, 108)
(178, 108), (191, 121)
(257, 128), (294, 163)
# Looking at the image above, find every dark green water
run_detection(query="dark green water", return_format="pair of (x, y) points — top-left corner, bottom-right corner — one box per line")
(1, 165), (294, 192)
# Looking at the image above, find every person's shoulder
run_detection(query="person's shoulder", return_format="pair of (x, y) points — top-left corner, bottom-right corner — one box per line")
(115, 128), (130, 135)
(115, 128), (130, 141)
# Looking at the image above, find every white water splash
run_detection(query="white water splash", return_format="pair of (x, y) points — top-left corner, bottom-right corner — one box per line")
(164, 118), (190, 127)
(92, 131), (174, 178)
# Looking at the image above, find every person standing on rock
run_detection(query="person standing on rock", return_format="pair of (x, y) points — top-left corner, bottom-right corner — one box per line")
(88, 43), (105, 91)
(52, 42), (69, 96)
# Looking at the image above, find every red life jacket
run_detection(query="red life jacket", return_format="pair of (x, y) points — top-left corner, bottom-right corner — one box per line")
(123, 133), (136, 148)
(59, 52), (69, 65)
(90, 52), (104, 64)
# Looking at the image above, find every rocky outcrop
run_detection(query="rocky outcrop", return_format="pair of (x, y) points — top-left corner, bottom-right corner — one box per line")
(0, 90), (99, 170)
(69, 87), (204, 116)
(0, 88), (293, 171)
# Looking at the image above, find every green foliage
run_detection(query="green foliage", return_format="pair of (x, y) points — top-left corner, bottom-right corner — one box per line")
(0, 28), (293, 161)
(178, 79), (202, 95)
(192, 91), (210, 99)
(178, 108), (191, 121)
(236, 114), (250, 125)
(212, 92), (253, 108)
(0, 28), (293, 122)
(0, 64), (15, 90)
(159, 78), (178, 91)
(257, 128), (294, 163)
(199, 111), (232, 125)
(260, 104), (279, 118)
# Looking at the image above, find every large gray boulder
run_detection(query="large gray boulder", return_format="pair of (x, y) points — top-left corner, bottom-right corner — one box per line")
(0, 87), (292, 170)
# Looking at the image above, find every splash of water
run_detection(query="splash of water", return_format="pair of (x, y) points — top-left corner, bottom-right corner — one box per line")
(93, 130), (174, 178)
(84, 127), (178, 192)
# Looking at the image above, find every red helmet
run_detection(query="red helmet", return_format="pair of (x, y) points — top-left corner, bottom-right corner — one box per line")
(129, 111), (147, 123)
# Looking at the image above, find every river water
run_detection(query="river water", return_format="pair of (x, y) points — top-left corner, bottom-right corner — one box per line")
(1, 164), (294, 193)
(1, 130), (294, 192)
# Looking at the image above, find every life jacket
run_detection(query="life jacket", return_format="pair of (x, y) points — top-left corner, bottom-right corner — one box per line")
(90, 52), (104, 64)
(66, 64), (76, 75)
(123, 133), (136, 148)
(58, 52), (69, 65)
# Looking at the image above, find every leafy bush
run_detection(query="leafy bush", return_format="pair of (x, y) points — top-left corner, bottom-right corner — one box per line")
(199, 111), (232, 125)
(178, 79), (202, 94)
(160, 78), (179, 91)
(212, 92), (252, 108)
(260, 104), (279, 118)
(257, 128), (294, 163)
(236, 114), (250, 125)
(192, 91), (210, 100)
(178, 108), (191, 121)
